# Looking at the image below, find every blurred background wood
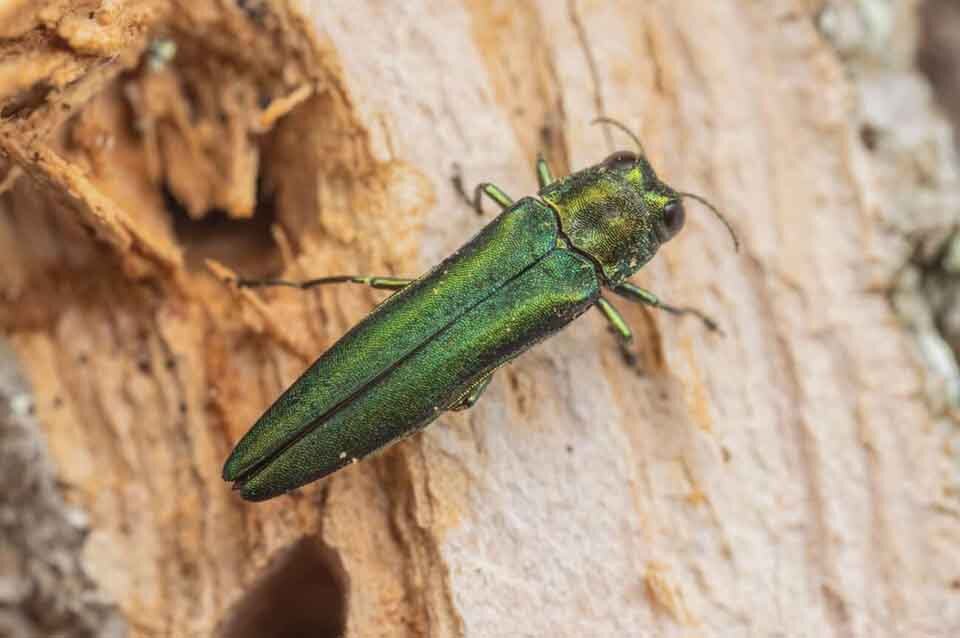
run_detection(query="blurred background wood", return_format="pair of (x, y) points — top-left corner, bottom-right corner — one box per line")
(1, 1), (959, 636)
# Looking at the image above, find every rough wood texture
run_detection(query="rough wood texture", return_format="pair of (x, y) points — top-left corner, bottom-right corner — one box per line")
(1, 1), (958, 637)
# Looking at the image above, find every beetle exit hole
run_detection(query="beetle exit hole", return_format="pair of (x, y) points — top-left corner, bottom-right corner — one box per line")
(218, 538), (347, 638)
(163, 178), (282, 277)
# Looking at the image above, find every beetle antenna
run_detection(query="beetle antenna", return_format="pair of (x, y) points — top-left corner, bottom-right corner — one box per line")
(677, 192), (740, 252)
(591, 117), (646, 156)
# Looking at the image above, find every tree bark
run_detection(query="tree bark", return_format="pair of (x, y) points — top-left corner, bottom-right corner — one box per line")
(1, 1), (958, 637)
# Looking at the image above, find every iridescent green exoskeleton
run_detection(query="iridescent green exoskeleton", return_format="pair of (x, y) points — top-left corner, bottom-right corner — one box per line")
(223, 121), (737, 501)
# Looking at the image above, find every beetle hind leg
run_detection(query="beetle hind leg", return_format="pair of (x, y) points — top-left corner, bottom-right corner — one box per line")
(448, 373), (494, 411)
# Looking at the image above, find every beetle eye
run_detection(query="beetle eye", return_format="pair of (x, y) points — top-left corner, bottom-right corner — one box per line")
(659, 201), (686, 241)
(602, 151), (639, 171)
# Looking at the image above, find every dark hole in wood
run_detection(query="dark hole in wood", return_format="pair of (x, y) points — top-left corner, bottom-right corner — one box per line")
(162, 176), (281, 278)
(218, 538), (347, 638)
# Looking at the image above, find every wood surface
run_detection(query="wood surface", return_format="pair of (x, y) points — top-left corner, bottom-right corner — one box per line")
(1, 1), (958, 636)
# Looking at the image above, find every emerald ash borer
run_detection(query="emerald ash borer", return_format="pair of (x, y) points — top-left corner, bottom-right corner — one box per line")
(223, 119), (738, 501)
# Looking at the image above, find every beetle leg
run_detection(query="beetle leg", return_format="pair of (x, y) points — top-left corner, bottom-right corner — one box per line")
(536, 153), (555, 188)
(236, 275), (413, 291)
(449, 372), (494, 411)
(595, 297), (636, 366)
(473, 183), (513, 215)
(451, 164), (514, 215)
(612, 282), (722, 334)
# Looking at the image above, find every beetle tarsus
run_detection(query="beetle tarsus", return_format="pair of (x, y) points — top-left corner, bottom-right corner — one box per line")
(235, 275), (412, 292)
(657, 303), (724, 336)
(451, 164), (514, 215)
(451, 163), (473, 210)
(618, 343), (638, 368)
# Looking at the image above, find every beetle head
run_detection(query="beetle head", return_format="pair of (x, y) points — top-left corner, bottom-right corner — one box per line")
(539, 150), (687, 286)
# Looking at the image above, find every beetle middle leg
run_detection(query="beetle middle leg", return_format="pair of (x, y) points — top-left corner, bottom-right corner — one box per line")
(612, 282), (722, 334)
(595, 297), (637, 366)
(448, 372), (494, 411)
(451, 164), (514, 216)
(236, 275), (413, 291)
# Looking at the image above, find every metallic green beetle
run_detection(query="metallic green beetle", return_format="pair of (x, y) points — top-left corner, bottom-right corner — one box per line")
(223, 120), (737, 501)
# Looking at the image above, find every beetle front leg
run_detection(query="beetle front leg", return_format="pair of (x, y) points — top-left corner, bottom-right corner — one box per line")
(595, 297), (637, 366)
(449, 372), (494, 411)
(612, 282), (722, 334)
(536, 153), (556, 189)
(236, 275), (414, 291)
(451, 164), (514, 216)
